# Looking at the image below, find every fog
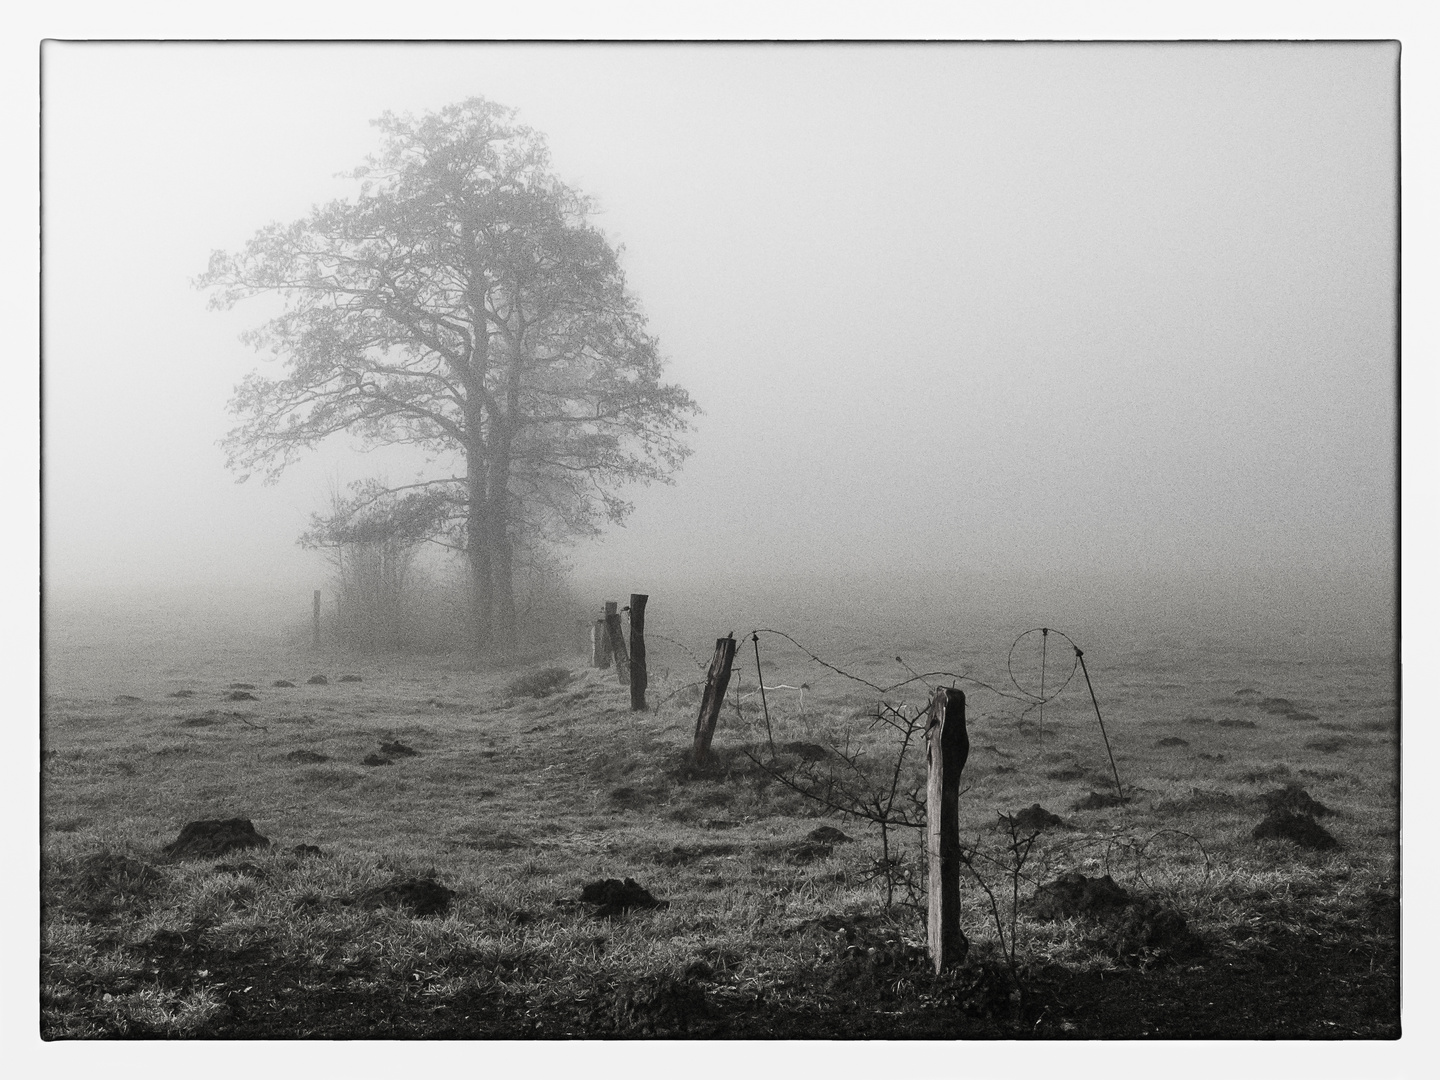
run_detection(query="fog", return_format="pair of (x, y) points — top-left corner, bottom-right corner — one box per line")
(41, 42), (1397, 635)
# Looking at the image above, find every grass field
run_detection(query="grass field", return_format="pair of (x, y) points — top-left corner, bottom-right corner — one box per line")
(39, 587), (1399, 1039)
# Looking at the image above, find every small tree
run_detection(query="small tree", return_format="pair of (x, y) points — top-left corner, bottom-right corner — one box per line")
(199, 98), (698, 656)
(302, 482), (438, 651)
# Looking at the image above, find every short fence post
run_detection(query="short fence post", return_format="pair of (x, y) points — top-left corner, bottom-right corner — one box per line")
(629, 594), (649, 712)
(312, 590), (321, 647)
(927, 687), (969, 974)
(592, 618), (611, 668)
(692, 633), (738, 764)
(604, 601), (630, 687)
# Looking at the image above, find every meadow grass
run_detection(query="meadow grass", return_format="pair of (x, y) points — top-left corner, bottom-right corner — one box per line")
(40, 598), (1398, 1037)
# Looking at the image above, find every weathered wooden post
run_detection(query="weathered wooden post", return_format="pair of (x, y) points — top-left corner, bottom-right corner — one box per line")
(692, 633), (738, 764)
(604, 601), (630, 687)
(312, 590), (321, 647)
(927, 687), (969, 974)
(592, 618), (611, 668)
(629, 594), (648, 711)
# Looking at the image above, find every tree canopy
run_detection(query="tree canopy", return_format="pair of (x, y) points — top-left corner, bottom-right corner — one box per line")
(199, 97), (698, 654)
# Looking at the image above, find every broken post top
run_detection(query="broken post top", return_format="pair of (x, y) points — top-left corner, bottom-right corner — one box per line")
(928, 687), (969, 765)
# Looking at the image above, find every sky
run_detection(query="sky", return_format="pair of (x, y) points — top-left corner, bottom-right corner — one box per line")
(41, 40), (1399, 625)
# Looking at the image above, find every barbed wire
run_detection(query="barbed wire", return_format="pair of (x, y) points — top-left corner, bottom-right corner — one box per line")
(632, 622), (1086, 723)
(957, 826), (1212, 897)
(623, 619), (1126, 805)
(748, 627), (1042, 706)
(641, 629), (708, 673)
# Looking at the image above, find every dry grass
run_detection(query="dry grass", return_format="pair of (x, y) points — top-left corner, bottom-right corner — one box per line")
(40, 594), (1398, 1038)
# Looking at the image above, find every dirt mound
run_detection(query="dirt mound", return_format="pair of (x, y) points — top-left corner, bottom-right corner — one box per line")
(1251, 810), (1339, 850)
(665, 744), (776, 783)
(168, 689), (196, 698)
(306, 675), (328, 685)
(1072, 791), (1126, 811)
(286, 749), (329, 764)
(1260, 783), (1332, 818)
(1029, 872), (1205, 962)
(1046, 765), (1088, 781)
(227, 683), (256, 690)
(579, 877), (669, 917)
(362, 754), (392, 767)
(224, 690), (258, 702)
(1109, 900), (1207, 960)
(378, 741), (419, 757)
(785, 841), (833, 864)
(355, 876), (455, 917)
(273, 680), (296, 688)
(1155, 736), (1189, 748)
(1029, 872), (1131, 920)
(779, 741), (828, 762)
(1003, 804), (1067, 831)
(507, 666), (572, 698)
(115, 695), (143, 705)
(291, 844), (324, 857)
(163, 818), (271, 859)
(339, 674), (363, 683)
(807, 826), (854, 844)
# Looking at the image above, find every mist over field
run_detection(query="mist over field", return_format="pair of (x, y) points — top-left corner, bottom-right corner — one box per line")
(42, 42), (1397, 654)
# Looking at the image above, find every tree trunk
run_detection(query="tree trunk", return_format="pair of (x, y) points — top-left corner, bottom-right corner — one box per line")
(485, 438), (517, 659)
(466, 450), (492, 656)
(492, 527), (516, 657)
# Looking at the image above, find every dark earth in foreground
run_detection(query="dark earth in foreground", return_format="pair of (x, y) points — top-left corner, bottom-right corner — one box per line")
(87, 910), (1393, 1040)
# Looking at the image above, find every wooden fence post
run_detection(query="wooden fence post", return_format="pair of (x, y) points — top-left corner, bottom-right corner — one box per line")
(693, 634), (738, 764)
(312, 590), (321, 647)
(629, 594), (648, 711)
(927, 687), (969, 974)
(592, 618), (611, 668)
(604, 601), (630, 687)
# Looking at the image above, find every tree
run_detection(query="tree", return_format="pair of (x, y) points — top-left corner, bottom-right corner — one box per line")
(199, 98), (698, 656)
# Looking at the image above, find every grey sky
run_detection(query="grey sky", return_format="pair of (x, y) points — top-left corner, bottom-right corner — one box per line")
(42, 42), (1397, 620)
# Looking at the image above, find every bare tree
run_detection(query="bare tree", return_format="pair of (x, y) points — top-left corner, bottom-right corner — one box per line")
(199, 98), (698, 656)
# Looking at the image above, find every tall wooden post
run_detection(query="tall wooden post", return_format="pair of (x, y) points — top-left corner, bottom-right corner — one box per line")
(693, 634), (737, 764)
(592, 618), (611, 668)
(604, 601), (630, 687)
(629, 594), (649, 711)
(927, 687), (969, 974)
(312, 590), (321, 647)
